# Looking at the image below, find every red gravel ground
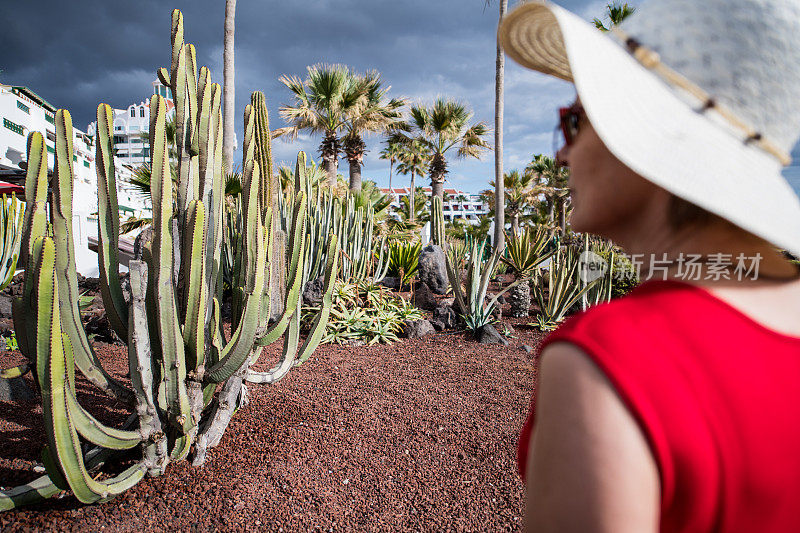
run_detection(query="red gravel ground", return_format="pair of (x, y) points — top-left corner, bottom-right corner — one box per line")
(0, 318), (544, 531)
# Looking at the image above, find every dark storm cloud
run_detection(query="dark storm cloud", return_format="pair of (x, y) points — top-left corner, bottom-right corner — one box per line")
(8, 0), (798, 194)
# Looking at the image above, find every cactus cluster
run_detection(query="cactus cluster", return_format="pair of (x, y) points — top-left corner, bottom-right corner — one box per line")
(279, 179), (389, 286)
(0, 9), (338, 510)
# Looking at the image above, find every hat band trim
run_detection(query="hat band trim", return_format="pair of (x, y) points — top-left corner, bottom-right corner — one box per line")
(610, 27), (792, 166)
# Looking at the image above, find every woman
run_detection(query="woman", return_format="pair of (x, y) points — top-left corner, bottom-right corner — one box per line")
(499, 1), (800, 531)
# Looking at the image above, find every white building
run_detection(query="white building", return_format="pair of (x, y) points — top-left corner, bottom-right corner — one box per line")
(86, 80), (174, 168)
(0, 83), (151, 276)
(380, 186), (490, 223)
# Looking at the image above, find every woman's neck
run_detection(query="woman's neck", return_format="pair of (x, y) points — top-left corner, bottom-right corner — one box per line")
(613, 219), (799, 286)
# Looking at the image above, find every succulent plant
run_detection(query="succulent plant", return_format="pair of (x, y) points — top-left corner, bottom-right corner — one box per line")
(532, 245), (597, 331)
(387, 240), (421, 288)
(501, 226), (554, 318)
(0, 193), (24, 291)
(432, 197), (523, 333)
(0, 10), (338, 510)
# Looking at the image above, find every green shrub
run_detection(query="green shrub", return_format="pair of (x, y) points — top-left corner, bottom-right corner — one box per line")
(607, 249), (640, 299)
(387, 240), (421, 288)
(307, 279), (423, 345)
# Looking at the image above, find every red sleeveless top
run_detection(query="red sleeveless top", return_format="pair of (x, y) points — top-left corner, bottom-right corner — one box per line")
(517, 279), (800, 532)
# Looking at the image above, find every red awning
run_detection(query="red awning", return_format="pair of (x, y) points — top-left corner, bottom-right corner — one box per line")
(0, 181), (24, 195)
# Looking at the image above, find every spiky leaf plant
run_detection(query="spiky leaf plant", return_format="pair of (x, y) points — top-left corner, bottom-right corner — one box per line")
(388, 240), (422, 289)
(532, 245), (598, 331)
(432, 197), (523, 333)
(0, 10), (338, 510)
(501, 226), (554, 317)
(0, 193), (24, 291)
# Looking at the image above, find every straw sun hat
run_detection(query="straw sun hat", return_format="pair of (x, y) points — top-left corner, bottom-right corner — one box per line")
(499, 0), (800, 257)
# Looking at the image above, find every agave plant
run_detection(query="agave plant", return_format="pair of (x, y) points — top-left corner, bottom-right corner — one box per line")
(390, 297), (424, 321)
(501, 226), (554, 317)
(317, 280), (412, 345)
(430, 197), (522, 332)
(581, 234), (615, 310)
(387, 240), (421, 289)
(533, 245), (598, 331)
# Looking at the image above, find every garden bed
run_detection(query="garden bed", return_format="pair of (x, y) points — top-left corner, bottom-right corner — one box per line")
(0, 315), (544, 531)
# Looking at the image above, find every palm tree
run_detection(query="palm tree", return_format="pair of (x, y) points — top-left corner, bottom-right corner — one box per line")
(481, 170), (546, 236)
(446, 214), (491, 242)
(404, 98), (490, 202)
(341, 71), (406, 192)
(277, 158), (327, 194)
(379, 135), (404, 193)
(395, 139), (431, 223)
(593, 2), (636, 31)
(485, 0), (508, 252)
(222, 0), (236, 172)
(526, 154), (570, 233)
(352, 180), (393, 222)
(277, 64), (363, 188)
(396, 187), (430, 226)
(456, 193), (469, 210)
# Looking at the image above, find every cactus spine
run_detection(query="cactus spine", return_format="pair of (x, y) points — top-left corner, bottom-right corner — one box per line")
(0, 9), (338, 511)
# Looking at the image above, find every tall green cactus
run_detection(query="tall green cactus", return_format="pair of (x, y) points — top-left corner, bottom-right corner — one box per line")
(0, 193), (24, 291)
(0, 9), (338, 511)
(431, 196), (446, 247)
(280, 178), (388, 285)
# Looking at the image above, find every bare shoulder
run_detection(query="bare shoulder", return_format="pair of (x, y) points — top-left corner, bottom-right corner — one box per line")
(524, 342), (660, 533)
(702, 277), (800, 337)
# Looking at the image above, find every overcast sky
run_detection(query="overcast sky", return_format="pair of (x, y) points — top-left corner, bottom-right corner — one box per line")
(3, 0), (799, 195)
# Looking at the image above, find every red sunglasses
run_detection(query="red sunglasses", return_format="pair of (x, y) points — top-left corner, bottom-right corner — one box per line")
(558, 103), (586, 146)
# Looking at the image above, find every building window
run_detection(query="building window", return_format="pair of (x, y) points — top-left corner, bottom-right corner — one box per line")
(113, 135), (125, 144)
(130, 108), (135, 118)
(140, 107), (145, 117)
(83, 161), (91, 168)
(3, 118), (24, 136)
(45, 113), (55, 124)
(73, 154), (77, 162)
(47, 146), (55, 154)
(114, 125), (123, 131)
(16, 101), (30, 114)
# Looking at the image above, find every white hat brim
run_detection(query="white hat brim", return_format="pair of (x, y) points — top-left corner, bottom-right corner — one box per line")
(499, 2), (800, 258)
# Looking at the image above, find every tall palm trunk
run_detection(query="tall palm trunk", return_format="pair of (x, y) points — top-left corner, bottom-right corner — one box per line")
(222, 0), (236, 172)
(344, 134), (365, 192)
(430, 153), (447, 201)
(493, 0), (507, 250)
(320, 130), (339, 188)
(409, 170), (416, 223)
(431, 178), (444, 201)
(511, 211), (520, 236)
(348, 163), (362, 192)
(388, 158), (394, 192)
